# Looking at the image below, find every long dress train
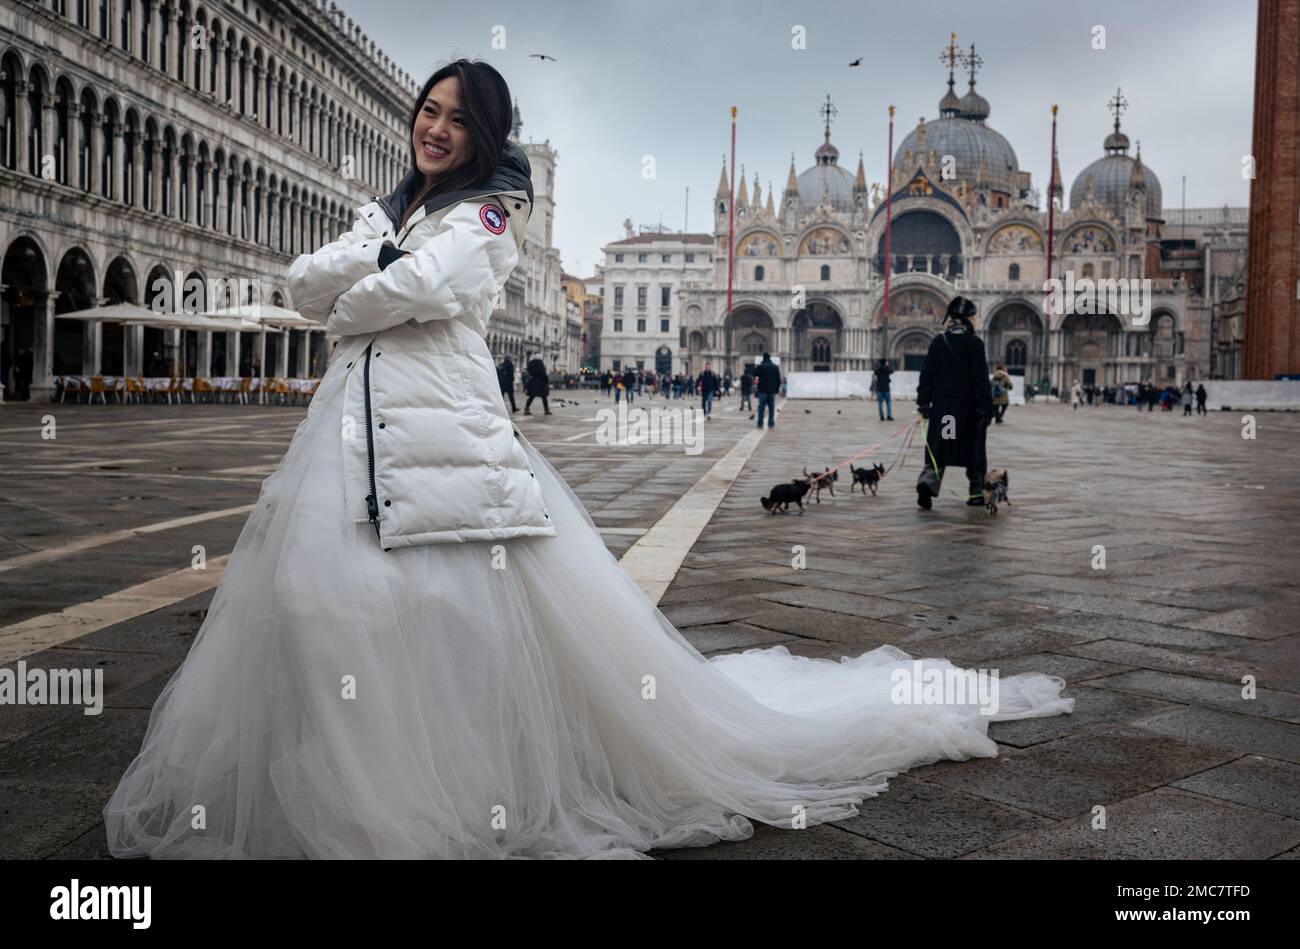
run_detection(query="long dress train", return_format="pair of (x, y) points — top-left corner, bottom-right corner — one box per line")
(103, 362), (1072, 859)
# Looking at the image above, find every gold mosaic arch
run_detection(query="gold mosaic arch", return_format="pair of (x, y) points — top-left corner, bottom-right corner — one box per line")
(798, 227), (851, 256)
(987, 223), (1044, 254)
(1061, 225), (1116, 254)
(736, 231), (781, 257)
(873, 287), (948, 327)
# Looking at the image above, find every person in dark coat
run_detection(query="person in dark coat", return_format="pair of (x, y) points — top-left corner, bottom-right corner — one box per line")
(498, 355), (518, 413)
(524, 355), (551, 415)
(739, 367), (753, 411)
(753, 352), (781, 428)
(871, 358), (894, 421)
(1195, 383), (1208, 415)
(916, 296), (993, 509)
(699, 362), (718, 419)
(621, 367), (636, 405)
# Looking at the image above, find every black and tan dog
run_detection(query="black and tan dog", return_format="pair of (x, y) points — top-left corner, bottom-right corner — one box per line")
(802, 466), (839, 503)
(983, 468), (1010, 516)
(760, 479), (811, 514)
(849, 462), (886, 495)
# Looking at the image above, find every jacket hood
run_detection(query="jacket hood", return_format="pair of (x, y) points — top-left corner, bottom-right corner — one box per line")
(377, 141), (534, 229)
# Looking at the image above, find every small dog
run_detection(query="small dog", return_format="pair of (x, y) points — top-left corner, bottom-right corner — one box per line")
(761, 480), (811, 514)
(849, 462), (886, 495)
(983, 468), (1011, 516)
(802, 466), (838, 503)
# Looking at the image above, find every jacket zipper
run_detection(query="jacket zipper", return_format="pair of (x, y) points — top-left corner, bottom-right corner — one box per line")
(362, 338), (381, 542)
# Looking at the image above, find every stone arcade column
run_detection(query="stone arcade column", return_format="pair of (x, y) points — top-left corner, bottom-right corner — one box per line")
(88, 110), (102, 195)
(148, 138), (162, 212)
(31, 291), (60, 403)
(111, 120), (124, 202)
(15, 80), (30, 176)
(131, 132), (144, 208)
(67, 102), (81, 188)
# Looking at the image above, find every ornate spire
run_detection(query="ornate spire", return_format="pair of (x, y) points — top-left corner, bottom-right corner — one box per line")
(939, 32), (963, 116)
(1050, 145), (1063, 204)
(751, 171), (761, 208)
(854, 149), (867, 192)
(1104, 87), (1131, 153)
(716, 155), (729, 198)
(815, 96), (840, 165)
(965, 42), (983, 88)
(510, 98), (523, 141)
(820, 93), (837, 143)
(957, 43), (990, 121)
(1129, 139), (1147, 190)
(785, 152), (799, 194)
(736, 165), (749, 207)
(765, 182), (775, 215)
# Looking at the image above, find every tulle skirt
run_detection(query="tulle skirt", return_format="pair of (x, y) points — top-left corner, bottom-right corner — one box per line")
(103, 362), (1073, 859)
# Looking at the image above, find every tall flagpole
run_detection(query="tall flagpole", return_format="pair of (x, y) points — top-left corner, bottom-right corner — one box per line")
(882, 104), (895, 364)
(725, 106), (737, 372)
(1045, 104), (1058, 391)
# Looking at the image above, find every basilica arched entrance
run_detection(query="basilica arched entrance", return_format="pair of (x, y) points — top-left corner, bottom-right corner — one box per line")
(1058, 313), (1123, 388)
(874, 286), (946, 369)
(2, 236), (48, 401)
(985, 303), (1044, 384)
(891, 330), (932, 372)
(790, 300), (843, 371)
(724, 306), (774, 377)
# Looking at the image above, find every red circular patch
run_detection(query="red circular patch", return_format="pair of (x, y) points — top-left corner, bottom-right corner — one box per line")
(479, 204), (506, 234)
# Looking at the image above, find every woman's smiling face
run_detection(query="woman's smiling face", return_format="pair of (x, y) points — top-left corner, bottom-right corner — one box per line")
(412, 76), (472, 180)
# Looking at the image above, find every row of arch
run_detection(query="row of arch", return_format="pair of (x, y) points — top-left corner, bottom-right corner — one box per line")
(30, 1), (406, 188)
(1, 233), (330, 391)
(728, 210), (1124, 269)
(3, 35), (405, 255)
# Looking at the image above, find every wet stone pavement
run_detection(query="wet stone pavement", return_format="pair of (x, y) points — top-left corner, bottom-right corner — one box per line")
(0, 390), (1297, 859)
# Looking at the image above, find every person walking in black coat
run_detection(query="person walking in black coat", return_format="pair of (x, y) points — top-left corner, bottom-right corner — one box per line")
(739, 368), (753, 411)
(498, 356), (518, 413)
(699, 362), (718, 419)
(753, 352), (781, 428)
(621, 367), (636, 405)
(871, 358), (894, 421)
(525, 355), (551, 415)
(916, 296), (993, 509)
(1196, 383), (1208, 415)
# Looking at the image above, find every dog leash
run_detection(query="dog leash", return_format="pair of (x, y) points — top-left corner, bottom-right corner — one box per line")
(919, 418), (988, 500)
(814, 417), (921, 481)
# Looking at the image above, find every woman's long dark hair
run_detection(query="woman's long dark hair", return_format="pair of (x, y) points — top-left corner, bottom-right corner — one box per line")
(401, 59), (513, 227)
(945, 295), (977, 330)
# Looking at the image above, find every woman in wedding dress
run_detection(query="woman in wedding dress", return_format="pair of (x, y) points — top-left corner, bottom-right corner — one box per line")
(103, 60), (1072, 860)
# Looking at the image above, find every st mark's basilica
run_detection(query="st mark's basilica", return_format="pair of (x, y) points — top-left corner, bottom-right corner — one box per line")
(677, 38), (1213, 391)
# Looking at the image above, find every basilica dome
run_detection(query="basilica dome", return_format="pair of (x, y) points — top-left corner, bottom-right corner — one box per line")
(895, 78), (1022, 198)
(795, 135), (857, 213)
(1070, 119), (1163, 222)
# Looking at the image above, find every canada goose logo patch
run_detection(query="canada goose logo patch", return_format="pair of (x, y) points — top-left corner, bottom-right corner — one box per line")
(480, 204), (506, 234)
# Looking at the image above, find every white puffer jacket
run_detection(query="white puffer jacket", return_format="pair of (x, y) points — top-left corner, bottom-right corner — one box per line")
(286, 143), (555, 549)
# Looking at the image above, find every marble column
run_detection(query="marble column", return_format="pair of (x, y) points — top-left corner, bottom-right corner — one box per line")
(67, 101), (81, 188)
(88, 110), (102, 195)
(147, 138), (161, 212)
(111, 121), (123, 201)
(31, 291), (60, 403)
(15, 80), (30, 176)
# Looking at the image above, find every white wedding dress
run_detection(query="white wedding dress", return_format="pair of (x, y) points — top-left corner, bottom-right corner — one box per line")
(104, 364), (1073, 859)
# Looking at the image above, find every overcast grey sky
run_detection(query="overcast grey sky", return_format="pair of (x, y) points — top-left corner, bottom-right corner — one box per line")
(341, 0), (1257, 276)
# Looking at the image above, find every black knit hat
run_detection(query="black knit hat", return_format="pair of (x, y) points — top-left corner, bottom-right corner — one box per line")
(945, 296), (977, 322)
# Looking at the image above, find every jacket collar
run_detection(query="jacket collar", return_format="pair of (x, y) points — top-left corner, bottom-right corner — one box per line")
(373, 141), (534, 244)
